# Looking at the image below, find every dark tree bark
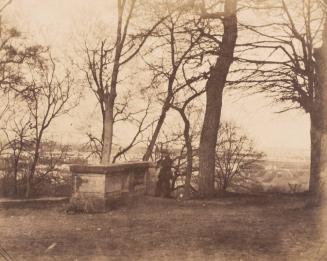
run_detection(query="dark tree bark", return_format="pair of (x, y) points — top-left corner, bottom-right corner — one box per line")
(101, 89), (117, 164)
(180, 112), (193, 199)
(26, 138), (41, 198)
(100, 0), (124, 164)
(309, 112), (322, 193)
(313, 7), (327, 197)
(199, 85), (223, 197)
(198, 0), (238, 198)
(320, 75), (327, 199)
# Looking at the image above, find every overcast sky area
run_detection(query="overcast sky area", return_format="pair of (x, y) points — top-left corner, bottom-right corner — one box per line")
(2, 0), (310, 152)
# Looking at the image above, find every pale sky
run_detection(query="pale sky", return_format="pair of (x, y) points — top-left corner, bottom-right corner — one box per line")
(3, 0), (310, 152)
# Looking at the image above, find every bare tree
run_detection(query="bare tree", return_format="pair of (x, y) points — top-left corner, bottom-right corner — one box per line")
(170, 92), (204, 198)
(82, 88), (156, 163)
(0, 21), (44, 93)
(232, 0), (327, 195)
(315, 0), (327, 198)
(81, 0), (166, 164)
(198, 0), (238, 197)
(151, 125), (200, 197)
(142, 2), (208, 161)
(2, 115), (31, 196)
(32, 141), (70, 196)
(111, 98), (156, 163)
(20, 54), (74, 197)
(84, 132), (103, 161)
(215, 122), (264, 192)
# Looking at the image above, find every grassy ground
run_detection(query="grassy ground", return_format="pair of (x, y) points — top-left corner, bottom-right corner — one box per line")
(1, 194), (327, 261)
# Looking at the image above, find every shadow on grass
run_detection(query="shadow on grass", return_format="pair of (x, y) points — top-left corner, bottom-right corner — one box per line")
(0, 194), (326, 260)
(0, 198), (69, 213)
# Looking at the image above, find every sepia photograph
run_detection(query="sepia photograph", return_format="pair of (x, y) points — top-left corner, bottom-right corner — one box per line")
(0, 0), (327, 260)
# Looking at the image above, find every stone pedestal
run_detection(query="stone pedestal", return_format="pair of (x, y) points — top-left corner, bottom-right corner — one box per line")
(69, 161), (156, 212)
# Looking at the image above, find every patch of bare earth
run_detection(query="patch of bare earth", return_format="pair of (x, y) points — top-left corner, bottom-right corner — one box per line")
(0, 194), (326, 261)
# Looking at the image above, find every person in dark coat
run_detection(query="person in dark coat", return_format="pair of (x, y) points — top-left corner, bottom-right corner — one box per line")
(155, 151), (173, 198)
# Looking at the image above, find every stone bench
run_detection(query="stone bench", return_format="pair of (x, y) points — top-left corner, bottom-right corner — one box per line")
(69, 161), (156, 212)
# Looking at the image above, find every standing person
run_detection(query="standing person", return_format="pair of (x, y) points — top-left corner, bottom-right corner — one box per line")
(155, 151), (173, 198)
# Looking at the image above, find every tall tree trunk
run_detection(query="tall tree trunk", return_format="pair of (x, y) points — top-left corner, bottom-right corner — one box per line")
(101, 96), (115, 164)
(12, 156), (19, 197)
(101, 26), (120, 164)
(199, 86), (223, 197)
(316, 41), (327, 199)
(181, 113), (193, 199)
(100, 111), (105, 161)
(100, 0), (123, 164)
(320, 88), (327, 200)
(25, 173), (31, 198)
(313, 4), (327, 200)
(309, 113), (321, 193)
(198, 0), (237, 198)
(25, 140), (41, 198)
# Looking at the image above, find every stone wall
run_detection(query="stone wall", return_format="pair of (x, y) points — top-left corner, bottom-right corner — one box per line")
(69, 161), (156, 212)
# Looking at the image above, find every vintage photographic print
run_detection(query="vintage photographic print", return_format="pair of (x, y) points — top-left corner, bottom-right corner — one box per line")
(0, 0), (327, 260)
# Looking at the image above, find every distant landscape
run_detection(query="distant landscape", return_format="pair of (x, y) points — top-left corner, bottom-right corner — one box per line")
(0, 143), (310, 197)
